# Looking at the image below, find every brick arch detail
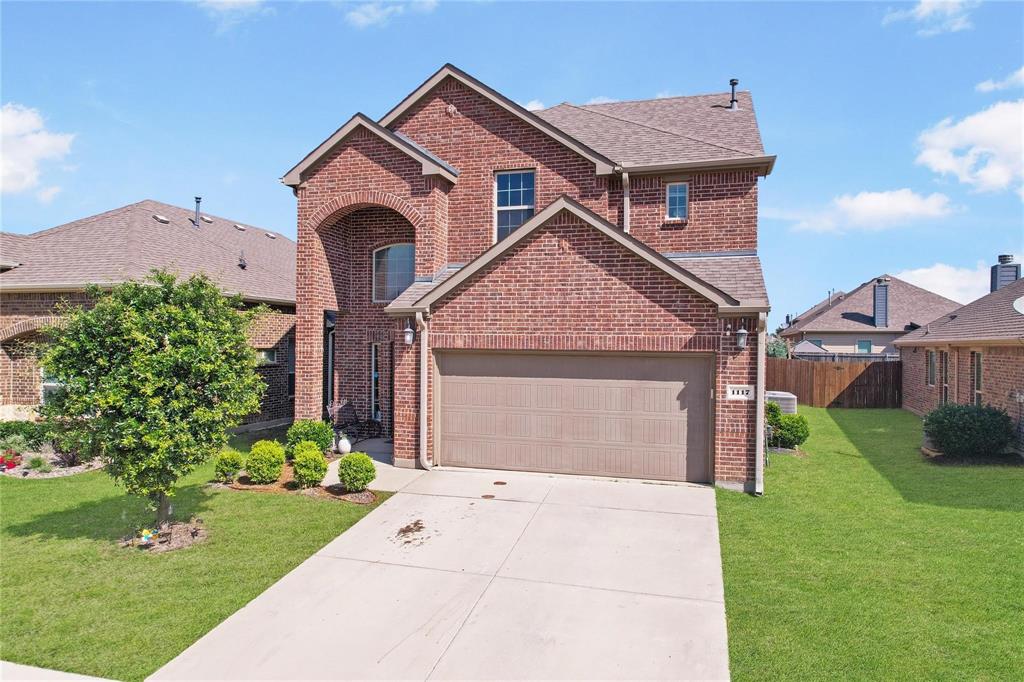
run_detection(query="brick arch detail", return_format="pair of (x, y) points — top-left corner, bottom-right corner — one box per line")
(0, 316), (63, 343)
(306, 191), (424, 233)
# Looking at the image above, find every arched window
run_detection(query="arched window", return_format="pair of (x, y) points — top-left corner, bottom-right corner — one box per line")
(373, 243), (415, 302)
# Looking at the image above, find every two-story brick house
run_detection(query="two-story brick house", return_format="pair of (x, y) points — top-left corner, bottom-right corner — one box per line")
(285, 65), (774, 492)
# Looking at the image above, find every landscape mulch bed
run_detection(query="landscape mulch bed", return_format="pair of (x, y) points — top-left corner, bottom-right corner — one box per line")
(224, 463), (377, 504)
(121, 518), (207, 553)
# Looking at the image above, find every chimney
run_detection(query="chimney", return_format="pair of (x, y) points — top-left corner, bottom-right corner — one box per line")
(192, 196), (201, 227)
(990, 254), (1020, 292)
(729, 79), (739, 111)
(873, 277), (890, 328)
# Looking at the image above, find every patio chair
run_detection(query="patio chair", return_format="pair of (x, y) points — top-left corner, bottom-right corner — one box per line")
(330, 399), (382, 445)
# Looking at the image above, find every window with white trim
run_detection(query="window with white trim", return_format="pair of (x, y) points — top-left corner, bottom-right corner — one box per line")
(372, 243), (415, 302)
(809, 339), (824, 348)
(495, 170), (535, 241)
(666, 182), (689, 220)
(40, 368), (62, 405)
(856, 340), (872, 354)
(938, 350), (949, 405)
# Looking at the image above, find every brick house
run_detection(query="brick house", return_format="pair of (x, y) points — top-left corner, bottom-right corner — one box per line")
(780, 275), (960, 357)
(285, 64), (775, 492)
(896, 258), (1024, 450)
(0, 200), (296, 429)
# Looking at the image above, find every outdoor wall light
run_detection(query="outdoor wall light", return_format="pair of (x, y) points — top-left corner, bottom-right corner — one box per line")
(735, 326), (749, 349)
(403, 321), (415, 345)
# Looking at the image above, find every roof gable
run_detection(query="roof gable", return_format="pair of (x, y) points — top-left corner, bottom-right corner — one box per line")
(781, 275), (959, 335)
(378, 64), (616, 175)
(282, 113), (458, 187)
(401, 196), (748, 314)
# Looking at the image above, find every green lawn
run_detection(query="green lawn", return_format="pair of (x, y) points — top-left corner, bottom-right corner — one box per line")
(0, 428), (388, 681)
(717, 407), (1024, 681)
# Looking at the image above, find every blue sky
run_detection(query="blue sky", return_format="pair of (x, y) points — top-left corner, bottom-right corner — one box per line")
(2, 0), (1022, 330)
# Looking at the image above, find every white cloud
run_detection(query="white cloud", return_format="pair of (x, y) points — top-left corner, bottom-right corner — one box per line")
(586, 96), (618, 105)
(343, 0), (437, 28)
(772, 188), (955, 233)
(916, 99), (1024, 196)
(194, 0), (273, 32)
(655, 90), (682, 99)
(883, 0), (979, 36)
(522, 99), (545, 111)
(1, 103), (74, 197)
(895, 255), (1022, 303)
(976, 66), (1024, 93)
(35, 186), (61, 203)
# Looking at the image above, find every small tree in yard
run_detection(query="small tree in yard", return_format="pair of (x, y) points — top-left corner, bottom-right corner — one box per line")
(40, 271), (265, 525)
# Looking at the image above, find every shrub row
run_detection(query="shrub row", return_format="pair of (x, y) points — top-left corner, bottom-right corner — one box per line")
(285, 420), (333, 458)
(924, 403), (1014, 458)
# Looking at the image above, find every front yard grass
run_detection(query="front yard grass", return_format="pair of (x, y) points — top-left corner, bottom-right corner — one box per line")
(717, 407), (1024, 681)
(0, 428), (387, 681)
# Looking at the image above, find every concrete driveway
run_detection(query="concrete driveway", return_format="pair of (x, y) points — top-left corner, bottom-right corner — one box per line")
(152, 469), (729, 681)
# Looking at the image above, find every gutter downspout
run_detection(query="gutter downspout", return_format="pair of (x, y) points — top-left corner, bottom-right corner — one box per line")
(754, 312), (767, 495)
(621, 171), (631, 233)
(415, 312), (431, 470)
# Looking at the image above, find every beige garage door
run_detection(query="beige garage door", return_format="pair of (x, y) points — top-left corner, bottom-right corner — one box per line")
(435, 352), (712, 482)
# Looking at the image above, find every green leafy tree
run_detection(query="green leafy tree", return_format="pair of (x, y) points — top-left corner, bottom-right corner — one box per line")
(40, 271), (265, 524)
(767, 336), (789, 358)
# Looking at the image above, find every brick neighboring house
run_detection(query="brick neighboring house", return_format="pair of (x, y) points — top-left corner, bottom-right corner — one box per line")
(0, 200), (296, 428)
(285, 64), (776, 492)
(780, 275), (960, 357)
(896, 259), (1024, 450)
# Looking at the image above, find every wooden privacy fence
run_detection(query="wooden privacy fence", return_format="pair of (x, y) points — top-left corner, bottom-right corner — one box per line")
(766, 358), (902, 408)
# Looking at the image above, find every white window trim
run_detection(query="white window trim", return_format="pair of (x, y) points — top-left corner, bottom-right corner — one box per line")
(494, 169), (536, 244)
(665, 181), (689, 221)
(372, 243), (415, 303)
(973, 351), (983, 406)
(40, 368), (61, 405)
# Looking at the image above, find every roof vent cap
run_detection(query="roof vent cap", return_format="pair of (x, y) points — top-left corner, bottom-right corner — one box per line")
(265, 232), (277, 239)
(200, 215), (213, 224)
(233, 224), (246, 231)
(153, 214), (170, 224)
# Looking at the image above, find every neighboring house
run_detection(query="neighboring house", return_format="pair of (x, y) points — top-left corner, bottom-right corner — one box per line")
(780, 275), (960, 356)
(285, 64), (775, 492)
(896, 256), (1024, 449)
(0, 200), (296, 428)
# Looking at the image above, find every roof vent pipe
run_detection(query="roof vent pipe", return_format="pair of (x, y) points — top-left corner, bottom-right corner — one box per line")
(192, 197), (201, 227)
(729, 79), (739, 110)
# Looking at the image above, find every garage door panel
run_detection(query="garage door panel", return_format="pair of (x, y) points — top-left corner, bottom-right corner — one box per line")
(436, 353), (711, 483)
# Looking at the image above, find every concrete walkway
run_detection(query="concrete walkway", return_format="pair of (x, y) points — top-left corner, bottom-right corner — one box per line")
(0, 662), (111, 681)
(152, 469), (729, 680)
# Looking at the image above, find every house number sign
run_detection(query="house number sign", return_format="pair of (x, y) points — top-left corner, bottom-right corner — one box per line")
(726, 385), (754, 401)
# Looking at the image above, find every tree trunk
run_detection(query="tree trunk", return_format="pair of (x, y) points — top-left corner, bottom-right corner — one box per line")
(155, 491), (172, 526)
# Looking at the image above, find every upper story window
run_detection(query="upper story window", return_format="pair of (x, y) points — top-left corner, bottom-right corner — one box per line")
(857, 340), (872, 354)
(666, 182), (689, 220)
(496, 170), (535, 241)
(373, 243), (415, 303)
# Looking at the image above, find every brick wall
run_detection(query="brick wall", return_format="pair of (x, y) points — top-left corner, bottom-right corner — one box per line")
(902, 344), (1024, 448)
(0, 292), (294, 426)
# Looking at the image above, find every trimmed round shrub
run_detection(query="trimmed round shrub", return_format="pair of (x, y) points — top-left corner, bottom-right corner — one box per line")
(215, 450), (244, 483)
(924, 403), (1014, 458)
(292, 441), (328, 488)
(246, 440), (285, 484)
(338, 452), (376, 492)
(286, 420), (334, 457)
(773, 414), (810, 449)
(765, 401), (783, 430)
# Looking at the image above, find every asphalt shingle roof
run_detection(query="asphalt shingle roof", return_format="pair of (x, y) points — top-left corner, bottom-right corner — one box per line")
(535, 91), (766, 167)
(0, 200), (295, 304)
(780, 275), (959, 336)
(896, 278), (1024, 345)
